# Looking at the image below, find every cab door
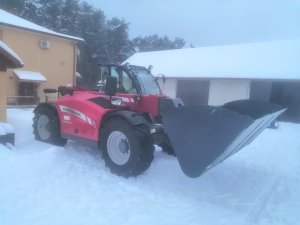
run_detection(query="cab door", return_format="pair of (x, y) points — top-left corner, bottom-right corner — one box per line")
(98, 65), (139, 95)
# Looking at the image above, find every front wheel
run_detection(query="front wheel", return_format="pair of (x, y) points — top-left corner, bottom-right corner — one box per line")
(99, 117), (154, 177)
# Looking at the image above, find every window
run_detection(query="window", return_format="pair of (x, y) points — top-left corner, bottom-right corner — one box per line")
(111, 67), (137, 94)
(135, 69), (161, 95)
(98, 66), (137, 94)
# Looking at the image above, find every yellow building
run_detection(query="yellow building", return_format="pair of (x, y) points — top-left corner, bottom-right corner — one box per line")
(0, 9), (83, 106)
(0, 40), (23, 144)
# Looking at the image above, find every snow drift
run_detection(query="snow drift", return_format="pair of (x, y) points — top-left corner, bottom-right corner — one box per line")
(0, 108), (299, 225)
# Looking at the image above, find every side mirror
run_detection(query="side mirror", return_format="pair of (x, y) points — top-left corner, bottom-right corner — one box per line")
(105, 76), (117, 96)
(148, 65), (153, 72)
(162, 74), (166, 84)
(155, 74), (166, 84)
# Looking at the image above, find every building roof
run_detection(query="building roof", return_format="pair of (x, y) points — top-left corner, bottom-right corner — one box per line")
(14, 70), (46, 82)
(0, 40), (23, 70)
(0, 9), (83, 42)
(124, 39), (300, 80)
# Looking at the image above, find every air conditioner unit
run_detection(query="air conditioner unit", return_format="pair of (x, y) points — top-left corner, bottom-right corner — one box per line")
(40, 40), (50, 49)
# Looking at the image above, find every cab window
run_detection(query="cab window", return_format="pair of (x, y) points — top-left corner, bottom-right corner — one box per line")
(111, 67), (137, 94)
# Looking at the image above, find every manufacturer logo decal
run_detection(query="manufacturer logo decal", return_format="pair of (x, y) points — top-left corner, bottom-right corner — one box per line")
(59, 105), (96, 127)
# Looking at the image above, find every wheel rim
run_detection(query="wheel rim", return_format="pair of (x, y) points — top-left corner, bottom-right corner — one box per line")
(107, 131), (130, 165)
(37, 115), (51, 140)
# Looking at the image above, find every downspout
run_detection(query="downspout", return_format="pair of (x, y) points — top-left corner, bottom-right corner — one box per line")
(73, 42), (77, 85)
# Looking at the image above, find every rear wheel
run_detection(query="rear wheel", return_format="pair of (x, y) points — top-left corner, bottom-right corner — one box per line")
(99, 117), (154, 177)
(33, 105), (67, 146)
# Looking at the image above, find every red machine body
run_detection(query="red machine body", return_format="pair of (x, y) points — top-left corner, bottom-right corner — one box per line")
(55, 87), (162, 143)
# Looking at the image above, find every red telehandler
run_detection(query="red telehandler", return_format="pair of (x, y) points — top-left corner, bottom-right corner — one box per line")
(33, 64), (285, 178)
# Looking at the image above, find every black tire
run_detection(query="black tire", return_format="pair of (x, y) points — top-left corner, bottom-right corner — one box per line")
(99, 117), (154, 177)
(33, 105), (67, 146)
(160, 141), (176, 156)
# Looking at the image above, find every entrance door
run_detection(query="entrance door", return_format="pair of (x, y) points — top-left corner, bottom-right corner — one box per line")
(250, 80), (272, 102)
(272, 81), (300, 123)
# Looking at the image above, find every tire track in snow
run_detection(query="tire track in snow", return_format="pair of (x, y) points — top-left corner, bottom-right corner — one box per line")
(244, 175), (281, 223)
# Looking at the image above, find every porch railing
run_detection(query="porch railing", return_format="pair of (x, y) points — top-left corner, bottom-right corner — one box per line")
(7, 96), (39, 105)
(7, 95), (58, 106)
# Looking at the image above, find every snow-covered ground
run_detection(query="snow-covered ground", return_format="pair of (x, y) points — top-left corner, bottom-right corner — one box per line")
(1, 108), (300, 225)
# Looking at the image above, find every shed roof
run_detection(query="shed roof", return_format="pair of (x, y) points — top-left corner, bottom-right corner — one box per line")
(0, 9), (83, 42)
(14, 70), (46, 82)
(0, 40), (23, 70)
(124, 39), (300, 80)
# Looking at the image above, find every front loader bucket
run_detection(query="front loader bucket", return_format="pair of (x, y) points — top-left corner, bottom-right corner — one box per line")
(161, 101), (285, 178)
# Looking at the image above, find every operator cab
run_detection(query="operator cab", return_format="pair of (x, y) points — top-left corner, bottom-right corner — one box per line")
(97, 64), (162, 95)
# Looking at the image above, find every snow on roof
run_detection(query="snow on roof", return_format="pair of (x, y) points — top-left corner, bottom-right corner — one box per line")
(124, 39), (300, 80)
(0, 9), (83, 42)
(0, 122), (14, 135)
(14, 70), (46, 82)
(0, 40), (24, 67)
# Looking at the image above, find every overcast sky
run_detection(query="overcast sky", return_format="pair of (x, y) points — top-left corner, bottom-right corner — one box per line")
(87, 0), (300, 47)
